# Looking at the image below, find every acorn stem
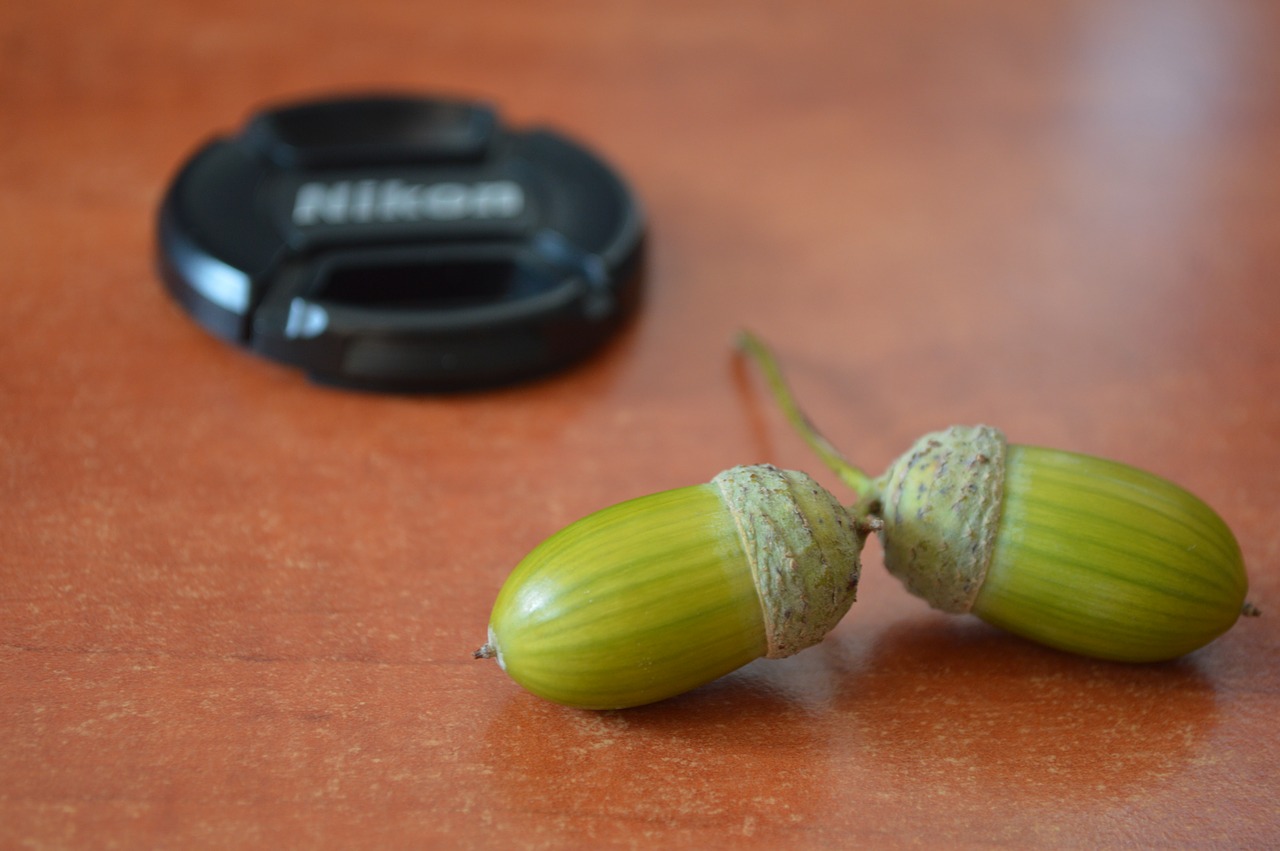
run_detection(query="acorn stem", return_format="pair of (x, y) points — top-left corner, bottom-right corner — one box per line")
(736, 330), (875, 502)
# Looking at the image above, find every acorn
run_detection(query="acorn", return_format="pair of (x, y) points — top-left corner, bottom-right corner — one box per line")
(738, 332), (1253, 663)
(474, 335), (1253, 710)
(877, 425), (1249, 661)
(475, 465), (874, 709)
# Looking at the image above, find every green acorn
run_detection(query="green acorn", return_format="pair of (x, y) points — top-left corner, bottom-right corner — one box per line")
(475, 465), (873, 709)
(475, 334), (1253, 710)
(739, 332), (1252, 663)
(877, 425), (1248, 661)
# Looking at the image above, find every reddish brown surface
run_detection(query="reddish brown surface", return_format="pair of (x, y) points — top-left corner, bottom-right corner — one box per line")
(4, 2), (1279, 847)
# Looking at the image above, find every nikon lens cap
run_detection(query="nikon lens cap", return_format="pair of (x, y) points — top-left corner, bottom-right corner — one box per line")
(158, 94), (644, 390)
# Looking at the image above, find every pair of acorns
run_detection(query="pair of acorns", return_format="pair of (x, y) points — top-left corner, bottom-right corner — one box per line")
(475, 334), (1254, 710)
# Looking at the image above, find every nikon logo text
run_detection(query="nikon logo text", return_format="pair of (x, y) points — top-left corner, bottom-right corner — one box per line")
(292, 179), (525, 226)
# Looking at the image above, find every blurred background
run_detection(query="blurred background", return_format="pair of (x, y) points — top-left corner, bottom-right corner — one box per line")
(3, 1), (1279, 847)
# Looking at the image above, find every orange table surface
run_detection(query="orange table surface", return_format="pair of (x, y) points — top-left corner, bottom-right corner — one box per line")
(4, 2), (1279, 847)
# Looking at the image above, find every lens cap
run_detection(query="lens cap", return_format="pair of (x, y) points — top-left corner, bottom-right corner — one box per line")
(157, 93), (644, 391)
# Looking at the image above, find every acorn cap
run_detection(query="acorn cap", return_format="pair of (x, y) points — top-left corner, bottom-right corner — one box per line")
(713, 465), (867, 658)
(875, 425), (1006, 614)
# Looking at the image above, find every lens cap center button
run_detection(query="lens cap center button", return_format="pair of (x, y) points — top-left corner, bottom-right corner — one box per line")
(246, 97), (498, 168)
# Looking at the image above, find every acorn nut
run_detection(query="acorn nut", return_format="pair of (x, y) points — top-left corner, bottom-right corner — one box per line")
(878, 425), (1249, 661)
(474, 334), (1254, 710)
(475, 465), (873, 709)
(740, 331), (1253, 664)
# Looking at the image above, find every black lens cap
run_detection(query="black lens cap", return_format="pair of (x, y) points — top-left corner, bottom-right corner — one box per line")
(157, 93), (644, 391)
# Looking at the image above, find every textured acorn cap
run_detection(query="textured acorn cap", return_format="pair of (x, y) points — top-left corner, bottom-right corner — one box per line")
(875, 425), (1006, 614)
(713, 465), (867, 658)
